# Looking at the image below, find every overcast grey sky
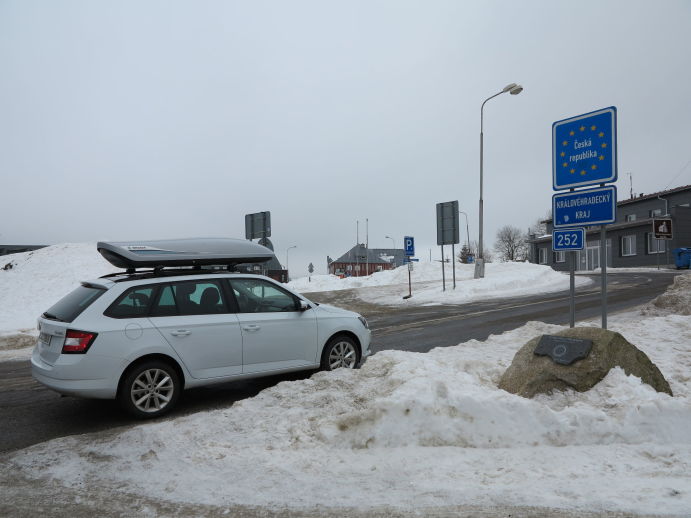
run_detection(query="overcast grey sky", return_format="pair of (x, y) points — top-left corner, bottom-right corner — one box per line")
(2, 0), (691, 275)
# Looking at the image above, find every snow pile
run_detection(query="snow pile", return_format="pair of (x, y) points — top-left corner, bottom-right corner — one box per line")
(9, 313), (691, 514)
(641, 272), (691, 316)
(0, 243), (116, 334)
(290, 261), (591, 306)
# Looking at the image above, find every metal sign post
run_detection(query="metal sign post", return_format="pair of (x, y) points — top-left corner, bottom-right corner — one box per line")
(553, 228), (585, 328)
(452, 243), (456, 289)
(403, 237), (415, 299)
(570, 252), (576, 327)
(601, 226), (608, 329)
(403, 260), (413, 299)
(441, 245), (446, 291)
(652, 218), (673, 270)
(436, 201), (459, 292)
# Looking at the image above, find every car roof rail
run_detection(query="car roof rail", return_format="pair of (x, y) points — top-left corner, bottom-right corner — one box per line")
(99, 265), (244, 282)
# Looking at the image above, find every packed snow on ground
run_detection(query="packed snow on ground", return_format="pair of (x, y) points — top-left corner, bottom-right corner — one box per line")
(290, 261), (593, 306)
(8, 288), (691, 515)
(641, 272), (691, 316)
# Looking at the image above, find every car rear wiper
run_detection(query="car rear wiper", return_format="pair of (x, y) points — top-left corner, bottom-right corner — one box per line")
(42, 312), (65, 322)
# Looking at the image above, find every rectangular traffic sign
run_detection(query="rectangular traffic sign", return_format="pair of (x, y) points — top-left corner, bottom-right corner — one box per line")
(653, 218), (673, 239)
(245, 211), (271, 239)
(404, 236), (415, 256)
(553, 107), (617, 190)
(553, 228), (585, 251)
(553, 185), (617, 228)
(436, 201), (460, 245)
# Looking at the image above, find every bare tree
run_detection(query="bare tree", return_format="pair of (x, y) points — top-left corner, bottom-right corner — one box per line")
(494, 225), (528, 262)
(528, 209), (552, 237)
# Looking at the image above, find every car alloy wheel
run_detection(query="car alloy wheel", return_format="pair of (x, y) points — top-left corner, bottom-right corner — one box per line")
(131, 368), (175, 413)
(119, 361), (180, 418)
(324, 337), (358, 370)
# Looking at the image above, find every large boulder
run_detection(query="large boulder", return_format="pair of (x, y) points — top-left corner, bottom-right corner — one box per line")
(498, 327), (672, 398)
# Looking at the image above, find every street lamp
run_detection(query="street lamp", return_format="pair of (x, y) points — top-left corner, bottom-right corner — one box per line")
(285, 246), (297, 278)
(385, 235), (396, 249)
(476, 82), (523, 279)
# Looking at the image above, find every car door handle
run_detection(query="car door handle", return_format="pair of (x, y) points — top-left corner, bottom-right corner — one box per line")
(242, 325), (261, 332)
(171, 330), (191, 337)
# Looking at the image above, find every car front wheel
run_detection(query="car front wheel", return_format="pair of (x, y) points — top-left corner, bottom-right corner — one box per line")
(118, 361), (181, 418)
(321, 336), (359, 371)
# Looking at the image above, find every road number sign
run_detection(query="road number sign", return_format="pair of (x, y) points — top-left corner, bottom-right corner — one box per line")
(553, 228), (585, 251)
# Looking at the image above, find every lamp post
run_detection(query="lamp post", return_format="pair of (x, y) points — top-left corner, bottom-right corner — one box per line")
(286, 246), (297, 279)
(459, 210), (470, 254)
(476, 82), (523, 279)
(385, 235), (396, 249)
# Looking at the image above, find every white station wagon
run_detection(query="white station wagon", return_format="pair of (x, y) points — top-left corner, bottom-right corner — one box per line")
(32, 239), (371, 418)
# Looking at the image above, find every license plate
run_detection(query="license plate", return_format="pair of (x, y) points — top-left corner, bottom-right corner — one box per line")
(39, 332), (51, 346)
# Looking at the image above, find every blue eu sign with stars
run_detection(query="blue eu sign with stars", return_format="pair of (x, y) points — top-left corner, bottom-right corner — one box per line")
(553, 106), (617, 190)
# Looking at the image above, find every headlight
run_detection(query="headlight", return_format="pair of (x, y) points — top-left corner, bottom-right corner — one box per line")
(358, 316), (369, 329)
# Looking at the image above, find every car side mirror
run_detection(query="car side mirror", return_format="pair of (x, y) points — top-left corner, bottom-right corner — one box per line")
(298, 300), (311, 311)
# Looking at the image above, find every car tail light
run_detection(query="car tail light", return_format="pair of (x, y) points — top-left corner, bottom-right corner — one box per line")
(62, 330), (97, 354)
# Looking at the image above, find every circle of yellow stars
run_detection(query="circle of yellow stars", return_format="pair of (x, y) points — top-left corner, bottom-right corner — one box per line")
(560, 124), (608, 176)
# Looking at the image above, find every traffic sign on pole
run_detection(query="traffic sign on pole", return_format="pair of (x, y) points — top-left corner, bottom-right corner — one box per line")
(404, 236), (415, 256)
(552, 185), (617, 228)
(553, 107), (617, 190)
(553, 228), (585, 251)
(653, 218), (673, 239)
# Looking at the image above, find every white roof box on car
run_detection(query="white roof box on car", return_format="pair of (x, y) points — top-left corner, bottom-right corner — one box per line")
(97, 238), (274, 270)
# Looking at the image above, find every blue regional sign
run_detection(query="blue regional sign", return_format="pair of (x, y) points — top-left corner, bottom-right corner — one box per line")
(553, 228), (585, 251)
(404, 236), (415, 256)
(552, 185), (617, 228)
(553, 107), (617, 190)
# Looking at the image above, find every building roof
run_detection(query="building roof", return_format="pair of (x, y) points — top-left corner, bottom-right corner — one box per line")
(541, 184), (691, 223)
(618, 184), (691, 206)
(332, 244), (406, 265)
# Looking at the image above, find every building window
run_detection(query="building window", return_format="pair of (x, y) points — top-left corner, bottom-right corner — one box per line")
(554, 251), (566, 263)
(621, 235), (636, 256)
(355, 265), (360, 272)
(538, 248), (548, 264)
(649, 208), (663, 217)
(646, 233), (665, 254)
(624, 214), (636, 222)
(346, 265), (353, 271)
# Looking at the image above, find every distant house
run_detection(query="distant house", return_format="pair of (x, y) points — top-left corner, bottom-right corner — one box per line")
(328, 244), (406, 277)
(528, 184), (691, 270)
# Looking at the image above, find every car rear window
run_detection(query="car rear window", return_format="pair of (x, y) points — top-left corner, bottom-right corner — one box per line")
(43, 284), (106, 323)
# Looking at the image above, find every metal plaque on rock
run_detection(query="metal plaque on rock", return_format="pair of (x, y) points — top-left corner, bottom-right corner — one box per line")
(534, 335), (592, 365)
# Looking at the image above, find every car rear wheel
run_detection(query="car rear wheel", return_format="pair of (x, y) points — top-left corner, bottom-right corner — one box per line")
(321, 336), (359, 371)
(119, 361), (180, 418)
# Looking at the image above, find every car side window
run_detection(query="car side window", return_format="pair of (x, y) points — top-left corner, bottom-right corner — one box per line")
(156, 280), (229, 316)
(149, 285), (178, 317)
(105, 286), (156, 319)
(229, 278), (299, 313)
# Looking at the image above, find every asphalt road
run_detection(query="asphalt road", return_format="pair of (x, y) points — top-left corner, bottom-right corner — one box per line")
(0, 270), (679, 454)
